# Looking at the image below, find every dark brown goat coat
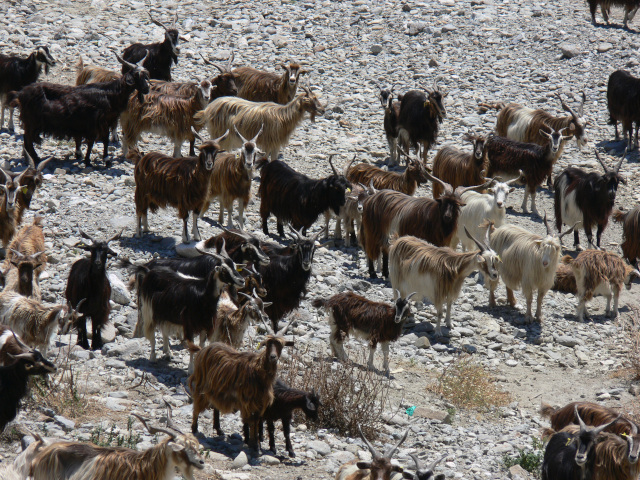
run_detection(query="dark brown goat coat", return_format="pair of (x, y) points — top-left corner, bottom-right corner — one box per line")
(614, 207), (640, 265)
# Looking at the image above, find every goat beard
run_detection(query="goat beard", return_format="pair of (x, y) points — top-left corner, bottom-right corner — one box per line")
(310, 112), (316, 123)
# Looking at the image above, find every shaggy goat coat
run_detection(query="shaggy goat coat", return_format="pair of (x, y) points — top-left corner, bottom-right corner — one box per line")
(613, 207), (640, 265)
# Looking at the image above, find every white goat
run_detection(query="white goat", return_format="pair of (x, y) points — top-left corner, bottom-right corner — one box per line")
(389, 228), (501, 335)
(0, 428), (50, 480)
(487, 217), (575, 323)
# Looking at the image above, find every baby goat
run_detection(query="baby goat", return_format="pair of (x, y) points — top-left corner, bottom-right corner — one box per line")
(213, 288), (272, 348)
(561, 249), (640, 321)
(313, 291), (415, 375)
(233, 62), (308, 104)
(432, 134), (487, 198)
(390, 228), (501, 335)
(613, 206), (640, 266)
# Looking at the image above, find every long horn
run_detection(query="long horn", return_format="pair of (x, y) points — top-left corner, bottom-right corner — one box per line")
(28, 251), (45, 261)
(593, 414), (622, 435)
(132, 413), (176, 439)
(11, 330), (29, 351)
(289, 226), (304, 240)
(328, 155), (338, 176)
(579, 90), (586, 117)
(79, 230), (97, 245)
(464, 226), (487, 252)
(358, 424), (381, 459)
(312, 226), (326, 241)
(251, 123), (264, 143)
(74, 298), (87, 312)
(384, 427), (410, 458)
(234, 125), (249, 144)
(556, 93), (579, 120)
(276, 315), (294, 337)
(432, 76), (443, 92)
(213, 129), (230, 144)
(594, 149), (609, 173)
(575, 405), (587, 431)
(136, 51), (149, 68)
(423, 170), (452, 195)
(406, 292), (417, 301)
(13, 168), (28, 186)
(615, 147), (627, 174)
(148, 11), (170, 31)
(543, 213), (552, 236)
(456, 177), (494, 196)
(22, 148), (36, 169)
(163, 399), (183, 433)
(219, 238), (228, 258)
(428, 454), (447, 472)
(36, 156), (54, 173)
(409, 453), (423, 472)
(191, 127), (203, 142)
(505, 170), (526, 186)
(558, 222), (579, 240)
(107, 229), (123, 244)
(115, 53), (138, 72)
(226, 51), (234, 71)
(10, 249), (25, 260)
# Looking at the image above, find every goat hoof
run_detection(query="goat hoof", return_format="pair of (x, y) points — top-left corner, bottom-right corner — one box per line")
(288, 451), (296, 458)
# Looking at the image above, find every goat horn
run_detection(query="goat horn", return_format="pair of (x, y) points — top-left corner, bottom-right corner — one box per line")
(276, 315), (295, 337)
(484, 222), (493, 245)
(593, 414), (622, 435)
(384, 427), (410, 459)
(213, 129), (230, 144)
(234, 125), (249, 144)
(22, 148), (36, 169)
(36, 156), (54, 173)
(579, 90), (586, 116)
(358, 425), (381, 459)
(74, 298), (87, 312)
(594, 149), (609, 173)
(115, 53), (138, 72)
(173, 11), (178, 28)
(163, 399), (183, 433)
(21, 426), (44, 443)
(251, 123), (264, 143)
(630, 421), (638, 435)
(11, 330), (29, 351)
(238, 292), (252, 301)
(28, 251), (45, 261)
(249, 264), (259, 276)
(428, 454), (447, 472)
(505, 170), (525, 186)
(227, 51), (234, 70)
(432, 75), (443, 92)
(107, 229), (123, 244)
(328, 155), (338, 176)
(409, 453), (423, 473)
(395, 288), (401, 298)
(10, 249), (24, 259)
(406, 292), (417, 301)
(615, 147), (627, 174)
(558, 222), (579, 240)
(575, 405), (588, 431)
(219, 238), (228, 257)
(456, 177), (494, 197)
(556, 93), (579, 120)
(132, 413), (177, 439)
(199, 52), (214, 66)
(136, 50), (149, 68)
(79, 230), (97, 245)
(148, 11), (170, 32)
(252, 287), (260, 299)
(464, 226), (487, 252)
(312, 226), (326, 242)
(13, 168), (28, 186)
(543, 213), (552, 236)
(191, 127), (203, 143)
(424, 170), (452, 196)
(259, 314), (275, 336)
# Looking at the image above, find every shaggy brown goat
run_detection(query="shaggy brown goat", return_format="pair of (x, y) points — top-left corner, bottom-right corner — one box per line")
(345, 153), (430, 196)
(4, 216), (46, 299)
(0, 168), (28, 248)
(552, 263), (577, 293)
(233, 62), (308, 104)
(188, 319), (294, 450)
(75, 56), (120, 85)
(613, 206), (640, 266)
(541, 401), (640, 436)
(18, 152), (54, 225)
(432, 134), (487, 198)
(212, 288), (271, 348)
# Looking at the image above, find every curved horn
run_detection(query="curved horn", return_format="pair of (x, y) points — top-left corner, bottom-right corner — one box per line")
(252, 287), (260, 299)
(136, 50), (149, 68)
(251, 123), (264, 143)
(358, 424), (381, 459)
(395, 288), (401, 298)
(107, 229), (123, 244)
(238, 291), (252, 301)
(556, 93), (579, 120)
(199, 52), (212, 65)
(575, 405), (587, 431)
(328, 155), (338, 176)
(79, 230), (97, 245)
(36, 156), (54, 173)
(615, 147), (627, 175)
(464, 226), (487, 252)
(13, 168), (28, 186)
(11, 330), (29, 351)
(423, 170), (452, 195)
(234, 125), (249, 144)
(163, 399), (183, 433)
(115, 53), (138, 72)
(226, 51), (234, 71)
(594, 149), (609, 173)
(148, 11), (170, 31)
(384, 427), (410, 458)
(312, 226), (326, 241)
(558, 222), (579, 240)
(428, 454), (447, 472)
(456, 177), (494, 196)
(28, 251), (45, 261)
(630, 421), (638, 435)
(406, 292), (417, 301)
(74, 298), (87, 312)
(505, 170), (525, 186)
(10, 249), (25, 260)
(191, 127), (204, 142)
(213, 129), (230, 144)
(289, 226), (304, 240)
(409, 453), (423, 473)
(276, 316), (295, 337)
(579, 90), (586, 116)
(23, 148), (36, 169)
(593, 414), (622, 435)
(432, 76), (443, 92)
(132, 413), (176, 439)
(219, 238), (228, 258)
(543, 213), (552, 236)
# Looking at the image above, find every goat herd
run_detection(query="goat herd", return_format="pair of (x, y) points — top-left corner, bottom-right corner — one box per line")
(0, 3), (640, 479)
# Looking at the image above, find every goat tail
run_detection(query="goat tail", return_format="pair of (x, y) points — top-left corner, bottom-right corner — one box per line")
(192, 110), (206, 128)
(612, 209), (627, 223)
(311, 298), (327, 309)
(255, 156), (269, 171)
(561, 255), (573, 266)
(539, 402), (556, 419)
(185, 339), (201, 355)
(126, 148), (143, 165)
(75, 56), (84, 75)
(32, 216), (44, 227)
(477, 101), (505, 114)
(7, 91), (19, 109)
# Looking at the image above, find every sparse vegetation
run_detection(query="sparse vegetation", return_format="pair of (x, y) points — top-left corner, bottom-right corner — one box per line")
(503, 436), (544, 478)
(90, 416), (141, 449)
(429, 355), (511, 410)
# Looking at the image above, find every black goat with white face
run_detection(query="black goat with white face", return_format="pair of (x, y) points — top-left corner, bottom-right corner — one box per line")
(554, 149), (626, 250)
(65, 230), (120, 350)
(0, 46), (56, 132)
(122, 11), (183, 81)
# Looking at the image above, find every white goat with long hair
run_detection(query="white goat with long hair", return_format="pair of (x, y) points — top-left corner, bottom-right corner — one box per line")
(487, 216), (575, 323)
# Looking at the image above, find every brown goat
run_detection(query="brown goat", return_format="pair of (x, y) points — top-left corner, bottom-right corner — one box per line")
(345, 154), (430, 196)
(212, 288), (272, 348)
(75, 56), (120, 85)
(614, 207), (640, 267)
(17, 153), (54, 226)
(130, 129), (228, 243)
(188, 319), (294, 450)
(0, 169), (28, 248)
(233, 62), (308, 104)
(541, 401), (640, 436)
(552, 262), (577, 293)
(432, 134), (487, 198)
(206, 125), (263, 228)
(4, 217), (46, 299)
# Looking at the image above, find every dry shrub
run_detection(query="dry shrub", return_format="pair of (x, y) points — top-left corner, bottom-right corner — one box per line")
(429, 354), (510, 410)
(280, 343), (390, 439)
(618, 307), (640, 381)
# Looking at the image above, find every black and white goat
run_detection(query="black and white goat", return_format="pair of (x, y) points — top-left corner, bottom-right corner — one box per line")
(0, 46), (56, 132)
(554, 149), (626, 250)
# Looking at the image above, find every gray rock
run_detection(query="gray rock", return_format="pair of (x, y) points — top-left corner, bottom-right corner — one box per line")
(232, 451), (249, 469)
(413, 407), (452, 424)
(307, 440), (331, 456)
(108, 273), (131, 305)
(597, 42), (613, 53)
(441, 24), (457, 32)
(105, 398), (126, 412)
(407, 21), (427, 36)
(415, 337), (431, 348)
(509, 464), (530, 479)
(370, 44), (383, 55)
(54, 415), (75, 431)
(556, 335), (578, 347)
(260, 455), (280, 465)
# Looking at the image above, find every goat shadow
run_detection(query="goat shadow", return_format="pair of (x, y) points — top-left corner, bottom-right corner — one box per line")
(474, 304), (543, 344)
(6, 151), (129, 176)
(592, 21), (640, 33)
(595, 140), (639, 161)
(124, 354), (189, 390)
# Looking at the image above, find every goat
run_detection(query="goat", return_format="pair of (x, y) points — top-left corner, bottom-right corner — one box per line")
(257, 156), (351, 236)
(485, 126), (572, 216)
(552, 262), (577, 293)
(213, 288), (272, 348)
(122, 11), (184, 81)
(389, 228), (501, 335)
(541, 407), (621, 480)
(0, 326), (31, 365)
(359, 172), (491, 278)
(0, 427), (49, 480)
(495, 93), (588, 188)
(376, 83), (405, 167)
(607, 69), (640, 148)
(312, 291), (415, 375)
(554, 149), (625, 250)
(208, 125), (263, 228)
(121, 83), (211, 157)
(199, 53), (239, 100)
(259, 227), (323, 331)
(188, 319), (294, 450)
(397, 78), (448, 162)
(392, 454), (446, 480)
(561, 250), (640, 321)
(233, 62), (307, 104)
(0, 168), (28, 248)
(242, 378), (320, 457)
(29, 404), (205, 480)
(130, 129), (228, 243)
(0, 341), (56, 432)
(181, 227), (271, 266)
(194, 85), (325, 160)
(138, 244), (245, 372)
(75, 56), (120, 86)
(0, 293), (80, 355)
(335, 426), (408, 480)
(0, 46), (55, 133)
(65, 230), (120, 350)
(4, 216), (47, 299)
(345, 153), (430, 196)
(541, 401), (640, 437)
(613, 206), (640, 266)
(432, 134), (487, 198)
(18, 152), (55, 225)
(451, 173), (524, 251)
(588, 0), (640, 27)
(10, 53), (150, 167)
(487, 216), (575, 323)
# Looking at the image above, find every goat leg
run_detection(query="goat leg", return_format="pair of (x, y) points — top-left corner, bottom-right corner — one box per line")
(7, 107), (15, 133)
(90, 318), (104, 350)
(74, 136), (83, 160)
(368, 258), (377, 278)
(84, 137), (95, 167)
(611, 288), (620, 319)
(282, 418), (296, 457)
(382, 253), (389, 278)
(238, 201), (246, 229)
(601, 4), (609, 23)
(366, 343), (376, 370)
(267, 420), (278, 453)
(381, 342), (391, 377)
(595, 224), (604, 248)
(0, 104), (4, 129)
(277, 221), (285, 237)
(189, 139), (195, 157)
(102, 135), (111, 167)
(574, 230), (582, 251)
(213, 409), (223, 436)
(524, 290), (534, 323)
(614, 120), (620, 141)
(535, 289), (547, 322)
(192, 211), (201, 241)
(506, 287), (517, 307)
(76, 316), (90, 350)
(181, 217), (190, 244)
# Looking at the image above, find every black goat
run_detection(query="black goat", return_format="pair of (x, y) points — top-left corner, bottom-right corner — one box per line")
(397, 78), (447, 162)
(10, 54), (149, 167)
(197, 228), (270, 267)
(554, 149), (626, 250)
(541, 406), (620, 480)
(65, 230), (120, 350)
(375, 82), (404, 166)
(0, 332), (55, 432)
(260, 227), (322, 331)
(0, 46), (56, 132)
(400, 454), (447, 480)
(257, 158), (352, 237)
(588, 0), (640, 27)
(242, 378), (320, 457)
(122, 12), (183, 81)
(607, 69), (640, 149)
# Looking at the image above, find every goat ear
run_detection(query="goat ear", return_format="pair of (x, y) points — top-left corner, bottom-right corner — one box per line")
(169, 442), (185, 452)
(285, 340), (295, 347)
(391, 465), (404, 473)
(75, 242), (92, 251)
(509, 187), (515, 193)
(356, 462), (371, 470)
(435, 475), (446, 480)
(476, 254), (486, 264)
(423, 100), (430, 108)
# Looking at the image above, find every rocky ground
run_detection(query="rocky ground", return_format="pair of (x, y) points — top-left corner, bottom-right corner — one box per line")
(1, 0), (640, 479)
